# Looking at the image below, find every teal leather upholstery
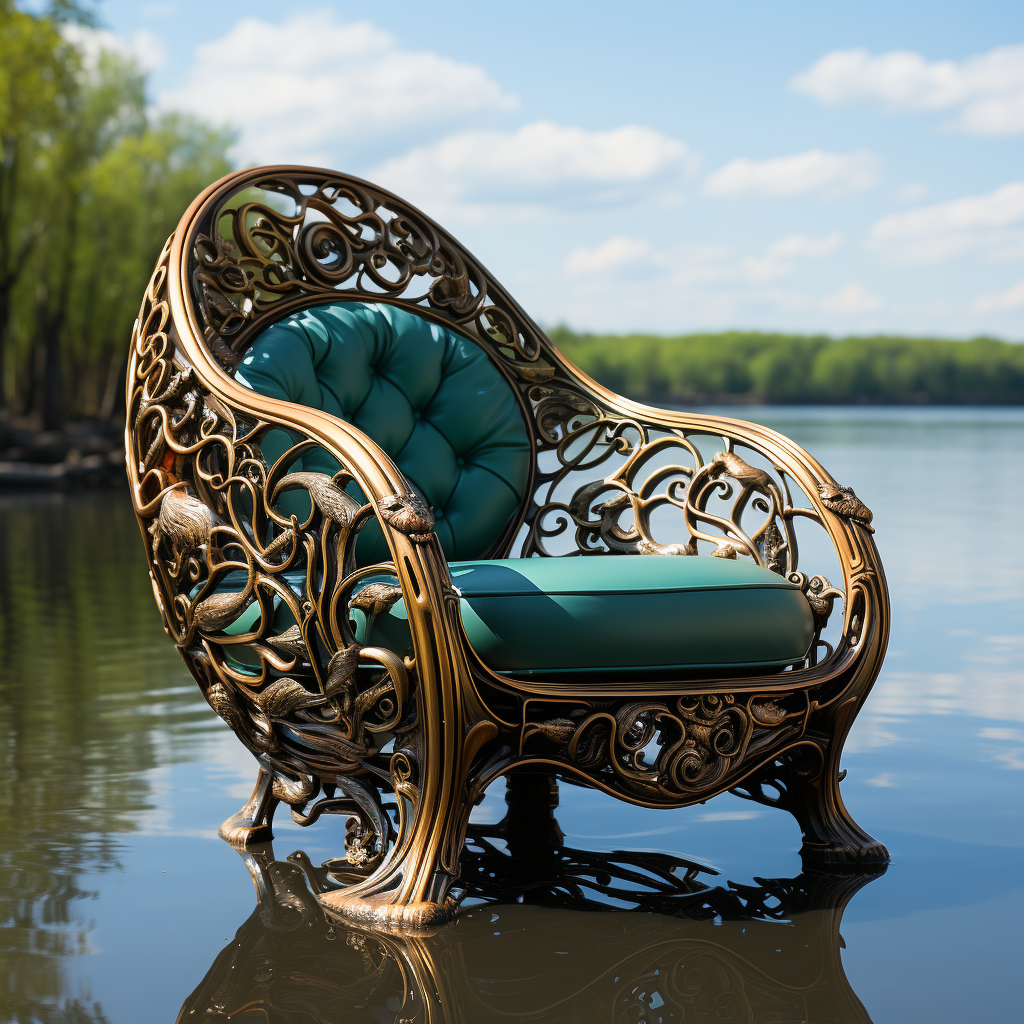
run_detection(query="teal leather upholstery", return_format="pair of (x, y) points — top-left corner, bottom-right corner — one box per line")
(213, 556), (812, 679)
(227, 304), (813, 679)
(450, 556), (814, 677)
(235, 301), (531, 562)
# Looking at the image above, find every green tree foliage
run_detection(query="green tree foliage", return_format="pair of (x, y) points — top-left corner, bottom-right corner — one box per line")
(0, 2), (233, 426)
(550, 328), (1024, 405)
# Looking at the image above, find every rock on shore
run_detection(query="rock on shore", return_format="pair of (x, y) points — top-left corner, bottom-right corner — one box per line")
(0, 417), (125, 488)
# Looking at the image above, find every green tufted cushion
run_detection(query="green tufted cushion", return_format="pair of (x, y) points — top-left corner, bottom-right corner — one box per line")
(235, 301), (531, 562)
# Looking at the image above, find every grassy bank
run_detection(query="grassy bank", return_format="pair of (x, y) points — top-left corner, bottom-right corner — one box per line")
(548, 328), (1024, 405)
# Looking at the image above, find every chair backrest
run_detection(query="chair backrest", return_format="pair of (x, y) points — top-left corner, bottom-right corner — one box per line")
(235, 300), (532, 562)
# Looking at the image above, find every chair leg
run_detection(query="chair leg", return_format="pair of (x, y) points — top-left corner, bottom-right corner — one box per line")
(789, 754), (890, 871)
(503, 769), (563, 859)
(734, 697), (888, 870)
(316, 760), (473, 931)
(219, 756), (279, 848)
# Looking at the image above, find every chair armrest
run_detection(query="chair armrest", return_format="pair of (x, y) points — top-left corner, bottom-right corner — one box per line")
(127, 238), (455, 765)
(519, 373), (888, 679)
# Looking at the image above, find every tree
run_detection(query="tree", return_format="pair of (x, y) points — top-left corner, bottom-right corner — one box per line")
(0, 2), (74, 411)
(0, 3), (234, 426)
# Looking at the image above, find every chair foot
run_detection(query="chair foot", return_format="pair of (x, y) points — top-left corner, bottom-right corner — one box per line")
(789, 746), (890, 873)
(732, 744), (890, 873)
(800, 836), (890, 872)
(316, 889), (454, 934)
(219, 759), (279, 848)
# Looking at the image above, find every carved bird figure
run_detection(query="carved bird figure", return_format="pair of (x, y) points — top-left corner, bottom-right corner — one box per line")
(818, 484), (873, 525)
(325, 645), (362, 706)
(266, 624), (307, 659)
(192, 567), (255, 633)
(350, 582), (404, 640)
(150, 484), (214, 561)
(523, 718), (578, 746)
(379, 492), (435, 538)
(637, 537), (696, 556)
(273, 472), (362, 526)
(710, 542), (742, 559)
(708, 451), (773, 491)
(255, 678), (324, 717)
(206, 681), (247, 736)
(350, 583), (404, 618)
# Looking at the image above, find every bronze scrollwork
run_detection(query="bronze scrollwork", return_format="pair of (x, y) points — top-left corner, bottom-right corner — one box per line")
(127, 166), (890, 931)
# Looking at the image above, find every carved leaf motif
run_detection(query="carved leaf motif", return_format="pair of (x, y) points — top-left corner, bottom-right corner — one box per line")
(750, 701), (787, 726)
(818, 484), (873, 525)
(262, 527), (296, 559)
(256, 678), (324, 716)
(379, 492), (434, 537)
(273, 472), (361, 526)
(757, 520), (786, 574)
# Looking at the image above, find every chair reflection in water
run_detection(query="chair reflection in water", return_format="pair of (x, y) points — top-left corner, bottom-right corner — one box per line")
(177, 777), (881, 1024)
(128, 165), (890, 930)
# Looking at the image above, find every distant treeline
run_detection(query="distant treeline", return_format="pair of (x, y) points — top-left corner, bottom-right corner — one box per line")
(548, 328), (1024, 405)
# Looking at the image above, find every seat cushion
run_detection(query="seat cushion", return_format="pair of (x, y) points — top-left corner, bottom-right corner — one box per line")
(208, 556), (812, 679)
(235, 301), (531, 562)
(451, 555), (813, 677)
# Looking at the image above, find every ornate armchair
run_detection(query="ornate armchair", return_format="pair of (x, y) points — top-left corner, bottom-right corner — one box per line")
(127, 165), (890, 930)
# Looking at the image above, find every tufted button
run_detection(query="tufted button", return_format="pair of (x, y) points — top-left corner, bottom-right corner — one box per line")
(435, 509), (444, 519)
(456, 456), (465, 466)
(413, 410), (422, 419)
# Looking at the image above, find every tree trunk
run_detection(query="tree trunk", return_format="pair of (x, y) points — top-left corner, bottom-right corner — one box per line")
(0, 294), (9, 410)
(36, 285), (62, 432)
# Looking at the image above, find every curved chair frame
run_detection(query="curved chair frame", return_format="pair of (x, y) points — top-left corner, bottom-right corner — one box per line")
(126, 166), (890, 930)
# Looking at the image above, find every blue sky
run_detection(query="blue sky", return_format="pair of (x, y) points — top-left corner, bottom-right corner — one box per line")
(64, 0), (1024, 337)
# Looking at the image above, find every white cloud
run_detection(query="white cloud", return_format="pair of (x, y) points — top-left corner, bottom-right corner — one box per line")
(372, 121), (697, 219)
(975, 278), (1024, 312)
(978, 727), (1024, 741)
(869, 182), (1024, 262)
(821, 284), (883, 314)
(566, 232), (841, 287)
(160, 15), (517, 166)
(870, 672), (1024, 722)
(791, 45), (1024, 136)
(566, 236), (653, 276)
(897, 182), (929, 202)
(62, 24), (165, 73)
(866, 773), (897, 787)
(704, 149), (879, 198)
(767, 232), (843, 259)
(696, 810), (759, 822)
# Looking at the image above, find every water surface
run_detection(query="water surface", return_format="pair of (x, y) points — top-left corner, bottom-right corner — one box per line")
(1, 406), (1021, 1022)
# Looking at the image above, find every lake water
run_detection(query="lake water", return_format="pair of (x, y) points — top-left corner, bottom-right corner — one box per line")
(1, 406), (1021, 1023)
